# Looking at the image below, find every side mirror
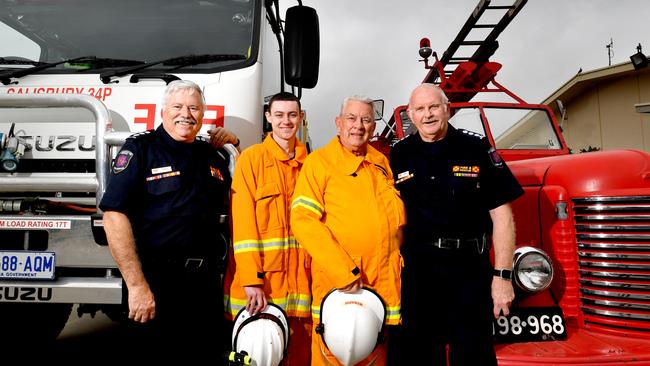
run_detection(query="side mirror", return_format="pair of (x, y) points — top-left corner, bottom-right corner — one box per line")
(372, 99), (385, 121)
(284, 5), (319, 89)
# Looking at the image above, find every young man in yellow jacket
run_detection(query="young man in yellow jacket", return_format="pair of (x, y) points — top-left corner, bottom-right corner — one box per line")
(291, 96), (405, 366)
(224, 92), (312, 365)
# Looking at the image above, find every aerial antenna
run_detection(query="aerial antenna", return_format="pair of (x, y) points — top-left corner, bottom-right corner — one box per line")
(606, 38), (614, 66)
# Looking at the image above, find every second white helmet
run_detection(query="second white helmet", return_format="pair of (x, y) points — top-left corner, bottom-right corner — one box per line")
(316, 288), (386, 366)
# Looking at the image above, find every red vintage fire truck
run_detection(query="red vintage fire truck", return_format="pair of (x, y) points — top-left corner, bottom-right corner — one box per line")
(376, 0), (650, 364)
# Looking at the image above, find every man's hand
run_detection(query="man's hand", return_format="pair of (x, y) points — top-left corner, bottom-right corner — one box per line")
(492, 277), (514, 318)
(244, 286), (267, 315)
(208, 127), (239, 149)
(339, 278), (363, 294)
(128, 284), (156, 323)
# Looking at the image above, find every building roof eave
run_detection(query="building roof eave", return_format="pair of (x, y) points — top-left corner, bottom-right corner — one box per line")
(542, 58), (650, 110)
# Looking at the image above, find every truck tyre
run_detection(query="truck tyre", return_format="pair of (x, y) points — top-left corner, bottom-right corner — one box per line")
(0, 303), (73, 343)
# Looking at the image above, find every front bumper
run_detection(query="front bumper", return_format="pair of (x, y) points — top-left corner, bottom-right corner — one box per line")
(497, 324), (650, 365)
(0, 276), (122, 304)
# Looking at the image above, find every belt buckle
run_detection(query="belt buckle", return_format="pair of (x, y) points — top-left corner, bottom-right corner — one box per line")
(185, 258), (204, 270)
(436, 238), (461, 250)
(435, 238), (442, 248)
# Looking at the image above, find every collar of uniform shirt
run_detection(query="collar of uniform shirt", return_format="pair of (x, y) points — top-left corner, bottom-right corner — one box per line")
(333, 137), (387, 177)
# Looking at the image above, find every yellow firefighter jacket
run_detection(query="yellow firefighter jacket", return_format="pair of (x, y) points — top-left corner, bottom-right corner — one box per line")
(224, 135), (311, 318)
(290, 137), (405, 325)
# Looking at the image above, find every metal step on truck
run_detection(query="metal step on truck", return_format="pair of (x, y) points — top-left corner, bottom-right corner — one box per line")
(0, 0), (319, 342)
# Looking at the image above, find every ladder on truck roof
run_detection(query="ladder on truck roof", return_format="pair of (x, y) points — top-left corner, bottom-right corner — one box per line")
(424, 0), (527, 85)
(374, 0), (527, 147)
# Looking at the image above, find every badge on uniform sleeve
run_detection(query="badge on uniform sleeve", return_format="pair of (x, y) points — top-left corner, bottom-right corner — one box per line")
(210, 166), (224, 181)
(488, 147), (504, 168)
(113, 150), (133, 174)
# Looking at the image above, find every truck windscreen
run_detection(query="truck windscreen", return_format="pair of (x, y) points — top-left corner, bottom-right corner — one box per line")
(0, 0), (258, 73)
(450, 107), (563, 150)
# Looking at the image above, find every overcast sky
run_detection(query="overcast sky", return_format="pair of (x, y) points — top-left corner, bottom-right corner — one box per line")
(298, 0), (650, 149)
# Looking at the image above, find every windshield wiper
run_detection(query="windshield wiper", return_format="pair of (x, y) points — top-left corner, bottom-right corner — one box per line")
(0, 56), (90, 85)
(0, 56), (145, 85)
(66, 57), (145, 69)
(100, 54), (247, 84)
(0, 57), (46, 66)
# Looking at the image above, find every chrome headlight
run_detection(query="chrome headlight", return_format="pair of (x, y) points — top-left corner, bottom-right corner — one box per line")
(513, 246), (553, 293)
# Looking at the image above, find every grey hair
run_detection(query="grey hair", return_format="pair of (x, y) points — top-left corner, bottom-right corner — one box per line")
(409, 83), (449, 106)
(162, 80), (206, 109)
(339, 95), (375, 116)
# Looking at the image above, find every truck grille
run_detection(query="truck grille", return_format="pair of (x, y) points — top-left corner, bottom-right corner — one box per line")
(574, 196), (650, 334)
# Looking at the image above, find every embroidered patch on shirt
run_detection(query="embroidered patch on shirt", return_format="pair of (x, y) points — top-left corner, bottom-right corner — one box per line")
(146, 171), (181, 181)
(151, 166), (172, 174)
(210, 166), (224, 181)
(452, 165), (479, 178)
(113, 150), (133, 174)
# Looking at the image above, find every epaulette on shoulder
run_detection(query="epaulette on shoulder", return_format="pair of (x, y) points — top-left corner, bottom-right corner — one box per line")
(458, 128), (485, 140)
(194, 135), (215, 151)
(394, 132), (417, 147)
(194, 136), (228, 159)
(126, 129), (153, 140)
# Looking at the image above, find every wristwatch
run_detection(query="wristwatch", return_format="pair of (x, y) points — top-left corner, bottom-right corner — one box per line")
(493, 268), (513, 280)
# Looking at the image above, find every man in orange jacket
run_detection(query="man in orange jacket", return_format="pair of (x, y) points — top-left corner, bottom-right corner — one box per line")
(291, 96), (405, 366)
(224, 92), (312, 365)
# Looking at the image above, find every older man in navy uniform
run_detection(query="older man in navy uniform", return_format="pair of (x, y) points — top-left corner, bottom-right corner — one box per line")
(100, 80), (237, 362)
(389, 83), (524, 366)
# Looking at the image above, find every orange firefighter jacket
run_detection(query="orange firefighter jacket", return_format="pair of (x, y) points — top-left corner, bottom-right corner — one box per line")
(224, 135), (311, 318)
(290, 137), (405, 325)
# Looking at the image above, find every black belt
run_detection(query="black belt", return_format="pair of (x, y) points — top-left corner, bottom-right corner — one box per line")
(426, 235), (487, 254)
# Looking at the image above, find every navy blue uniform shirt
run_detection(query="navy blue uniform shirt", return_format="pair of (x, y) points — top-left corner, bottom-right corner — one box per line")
(99, 125), (231, 259)
(390, 125), (523, 245)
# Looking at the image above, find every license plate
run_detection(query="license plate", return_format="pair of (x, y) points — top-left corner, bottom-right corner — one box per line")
(493, 306), (567, 343)
(0, 251), (55, 280)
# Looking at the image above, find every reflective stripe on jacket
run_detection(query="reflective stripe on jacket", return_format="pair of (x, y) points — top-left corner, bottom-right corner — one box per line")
(224, 135), (311, 318)
(290, 137), (405, 325)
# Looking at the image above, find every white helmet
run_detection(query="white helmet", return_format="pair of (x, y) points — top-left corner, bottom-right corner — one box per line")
(316, 288), (386, 366)
(231, 303), (289, 366)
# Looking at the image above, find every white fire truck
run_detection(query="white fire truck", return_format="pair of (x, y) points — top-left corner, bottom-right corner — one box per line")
(0, 0), (318, 341)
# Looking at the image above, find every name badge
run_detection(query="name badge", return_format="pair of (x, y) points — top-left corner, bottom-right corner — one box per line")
(151, 166), (172, 174)
(396, 171), (414, 184)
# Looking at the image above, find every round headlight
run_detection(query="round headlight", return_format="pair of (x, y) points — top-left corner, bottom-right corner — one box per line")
(1, 149), (18, 172)
(513, 247), (553, 293)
